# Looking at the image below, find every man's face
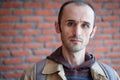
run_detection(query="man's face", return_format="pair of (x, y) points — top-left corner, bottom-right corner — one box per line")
(59, 3), (95, 52)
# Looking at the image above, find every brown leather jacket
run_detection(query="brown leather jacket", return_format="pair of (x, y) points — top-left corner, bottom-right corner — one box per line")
(20, 59), (120, 80)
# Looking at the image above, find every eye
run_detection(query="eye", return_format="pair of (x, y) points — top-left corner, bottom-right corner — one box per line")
(67, 21), (75, 27)
(81, 23), (90, 29)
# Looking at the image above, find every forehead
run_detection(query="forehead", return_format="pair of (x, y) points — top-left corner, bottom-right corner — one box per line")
(62, 3), (94, 24)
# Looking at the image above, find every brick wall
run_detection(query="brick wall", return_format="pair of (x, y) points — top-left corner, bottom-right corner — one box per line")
(0, 0), (120, 80)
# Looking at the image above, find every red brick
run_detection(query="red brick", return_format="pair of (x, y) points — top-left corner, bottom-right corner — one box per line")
(42, 29), (56, 35)
(86, 48), (91, 52)
(2, 2), (21, 8)
(112, 60), (120, 64)
(36, 36), (54, 42)
(107, 53), (120, 58)
(26, 57), (42, 63)
(88, 41), (101, 46)
(0, 16), (19, 22)
(103, 15), (119, 21)
(22, 16), (41, 22)
(0, 64), (29, 71)
(96, 10), (112, 15)
(104, 40), (120, 46)
(37, 23), (54, 28)
(34, 49), (51, 55)
(114, 9), (120, 14)
(95, 29), (100, 34)
(44, 3), (61, 8)
(96, 16), (101, 22)
(4, 58), (23, 64)
(103, 16), (119, 21)
(94, 54), (103, 59)
(14, 37), (33, 42)
(114, 34), (120, 39)
(24, 3), (41, 8)
(14, 64), (30, 70)
(113, 22), (120, 27)
(93, 0), (110, 2)
(13, 9), (32, 15)
(96, 22), (110, 27)
(104, 3), (119, 9)
(4, 72), (22, 78)
(114, 0), (120, 2)
(45, 16), (57, 22)
(94, 47), (110, 53)
(35, 10), (55, 16)
(0, 44), (23, 50)
(101, 59), (111, 64)
(53, 0), (67, 2)
(0, 10), (11, 15)
(0, 31), (18, 36)
(0, 66), (13, 71)
(0, 37), (11, 43)
(23, 43), (42, 49)
(103, 28), (118, 34)
(96, 35), (111, 40)
(0, 51), (9, 57)
(9, 44), (23, 50)
(112, 66), (120, 71)
(0, 24), (14, 29)
(34, 0), (51, 2)
(11, 50), (30, 56)
(22, 30), (40, 35)
(112, 47), (120, 52)
(45, 42), (61, 48)
(15, 23), (32, 29)
(91, 3), (102, 9)
(85, 0), (93, 2)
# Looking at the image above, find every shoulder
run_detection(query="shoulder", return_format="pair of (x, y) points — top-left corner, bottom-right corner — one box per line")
(91, 61), (119, 80)
(20, 63), (35, 80)
(36, 59), (47, 74)
(98, 62), (120, 80)
(20, 59), (47, 80)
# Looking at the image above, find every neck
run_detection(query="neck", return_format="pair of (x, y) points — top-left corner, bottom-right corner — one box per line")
(62, 46), (86, 67)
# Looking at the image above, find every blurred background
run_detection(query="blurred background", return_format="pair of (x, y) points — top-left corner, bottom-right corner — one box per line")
(0, 0), (120, 80)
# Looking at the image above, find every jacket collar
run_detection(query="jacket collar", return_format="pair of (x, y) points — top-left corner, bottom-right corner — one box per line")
(42, 59), (107, 80)
(42, 59), (67, 80)
(90, 62), (107, 80)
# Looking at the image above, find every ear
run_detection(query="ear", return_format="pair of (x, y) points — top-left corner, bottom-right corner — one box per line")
(55, 21), (61, 33)
(90, 26), (97, 38)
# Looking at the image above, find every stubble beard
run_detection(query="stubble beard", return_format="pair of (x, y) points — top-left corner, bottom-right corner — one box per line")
(61, 37), (84, 53)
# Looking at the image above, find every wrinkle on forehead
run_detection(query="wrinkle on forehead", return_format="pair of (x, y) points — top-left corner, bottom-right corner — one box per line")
(62, 3), (94, 26)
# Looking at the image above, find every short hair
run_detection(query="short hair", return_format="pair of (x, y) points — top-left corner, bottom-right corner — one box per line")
(58, 0), (96, 28)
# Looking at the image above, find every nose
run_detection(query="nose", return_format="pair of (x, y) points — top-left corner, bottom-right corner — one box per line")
(73, 23), (82, 36)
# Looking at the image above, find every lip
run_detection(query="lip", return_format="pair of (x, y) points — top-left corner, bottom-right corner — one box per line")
(70, 39), (82, 42)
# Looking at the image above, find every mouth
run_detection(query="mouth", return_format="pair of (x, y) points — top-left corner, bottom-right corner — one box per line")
(70, 38), (83, 43)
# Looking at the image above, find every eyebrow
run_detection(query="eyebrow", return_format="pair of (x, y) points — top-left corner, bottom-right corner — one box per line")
(83, 21), (90, 25)
(65, 19), (75, 22)
(66, 19), (90, 25)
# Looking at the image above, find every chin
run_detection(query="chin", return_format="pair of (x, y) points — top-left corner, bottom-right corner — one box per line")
(68, 46), (84, 52)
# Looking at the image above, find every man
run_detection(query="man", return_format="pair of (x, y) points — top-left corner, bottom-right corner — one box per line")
(20, 1), (120, 80)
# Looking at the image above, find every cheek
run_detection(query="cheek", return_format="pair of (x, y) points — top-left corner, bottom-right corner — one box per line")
(83, 32), (91, 40)
(62, 29), (72, 36)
